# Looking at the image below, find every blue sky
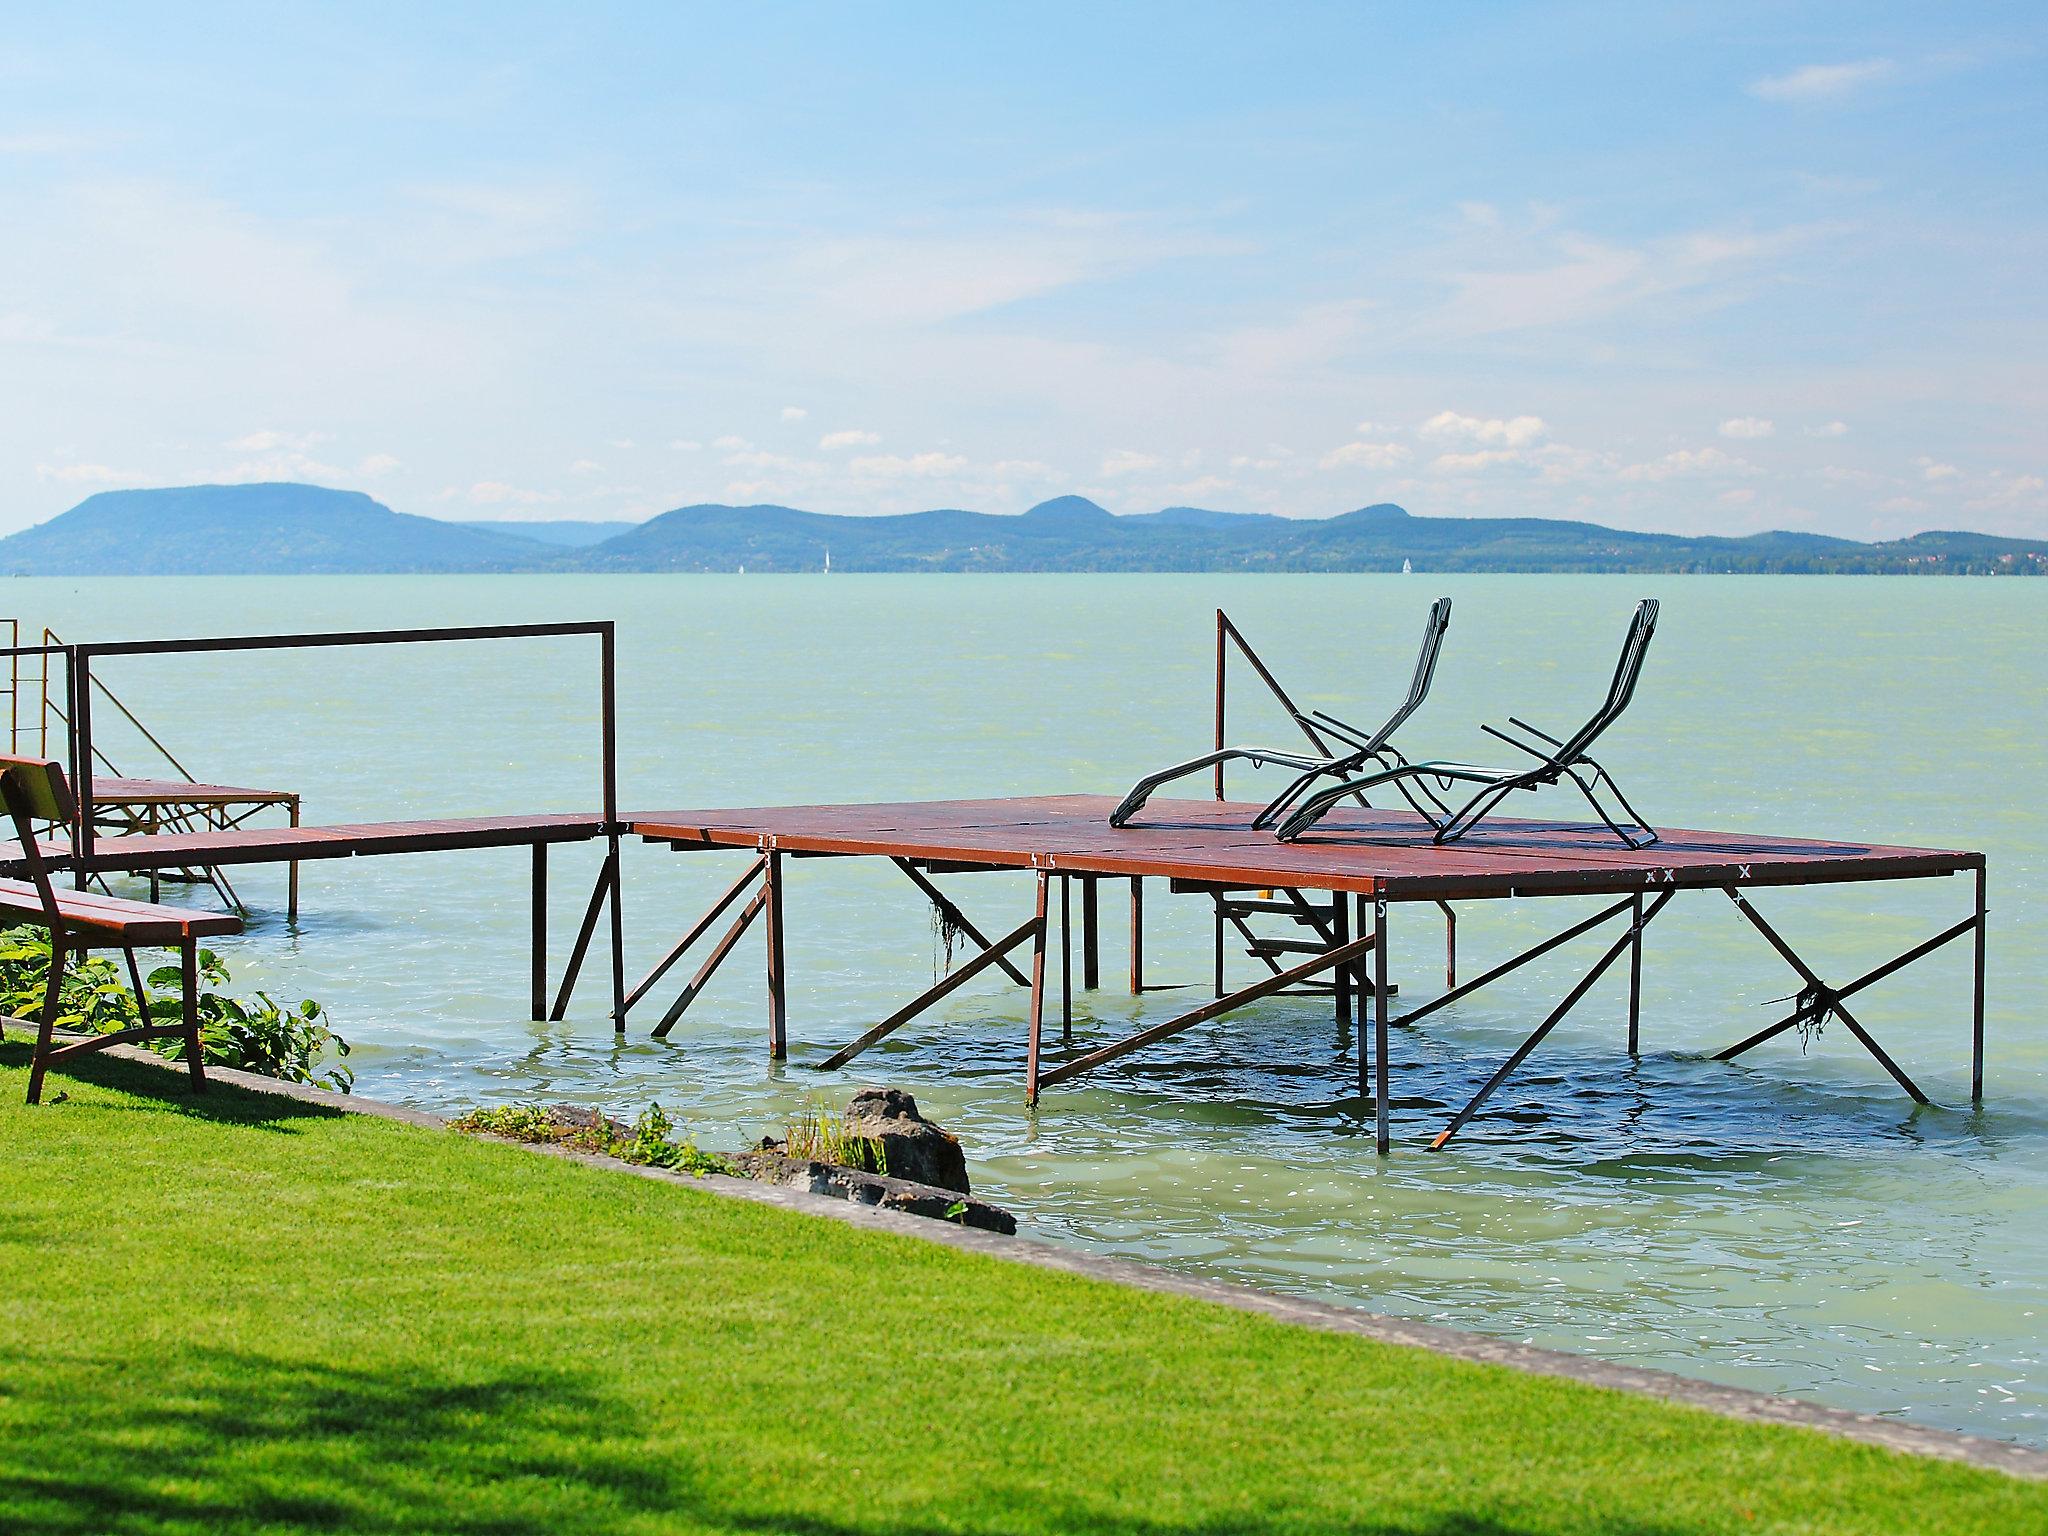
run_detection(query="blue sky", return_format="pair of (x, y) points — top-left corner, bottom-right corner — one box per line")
(3, 3), (2043, 537)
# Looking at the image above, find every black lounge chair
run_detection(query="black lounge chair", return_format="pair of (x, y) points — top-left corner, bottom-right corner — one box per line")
(1109, 597), (1452, 830)
(1273, 598), (1660, 848)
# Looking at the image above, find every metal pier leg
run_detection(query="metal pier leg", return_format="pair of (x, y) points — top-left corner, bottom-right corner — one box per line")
(764, 849), (787, 1060)
(180, 937), (206, 1093)
(1026, 871), (1051, 1104)
(531, 843), (547, 1021)
(1373, 895), (1390, 1154)
(1060, 875), (1073, 1044)
(288, 796), (301, 922)
(1129, 876), (1144, 994)
(1627, 892), (1643, 1056)
(1357, 894), (1371, 1030)
(1973, 864), (1987, 1102)
(1438, 900), (1456, 990)
(607, 835), (626, 1031)
(1332, 895), (1350, 1028)
(1082, 875), (1099, 990)
(549, 857), (612, 1021)
(1212, 892), (1225, 997)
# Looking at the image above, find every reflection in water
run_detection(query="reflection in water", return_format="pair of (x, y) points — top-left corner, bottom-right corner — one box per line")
(18, 571), (2045, 1447)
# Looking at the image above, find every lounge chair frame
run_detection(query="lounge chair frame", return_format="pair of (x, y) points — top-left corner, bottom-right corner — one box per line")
(1109, 598), (1452, 830)
(1274, 599), (1660, 848)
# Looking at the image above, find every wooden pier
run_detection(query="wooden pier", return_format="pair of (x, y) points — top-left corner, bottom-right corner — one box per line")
(627, 795), (1987, 1153)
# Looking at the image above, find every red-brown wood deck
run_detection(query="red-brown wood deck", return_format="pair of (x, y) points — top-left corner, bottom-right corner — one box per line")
(70, 813), (609, 871)
(632, 795), (1980, 900)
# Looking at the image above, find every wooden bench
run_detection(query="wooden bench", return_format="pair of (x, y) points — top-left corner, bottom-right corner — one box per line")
(0, 753), (242, 1104)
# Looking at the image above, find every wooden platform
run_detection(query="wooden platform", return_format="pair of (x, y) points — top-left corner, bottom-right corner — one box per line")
(632, 795), (1980, 901)
(73, 812), (609, 872)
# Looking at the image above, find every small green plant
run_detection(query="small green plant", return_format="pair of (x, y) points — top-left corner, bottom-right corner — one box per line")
(944, 1200), (969, 1223)
(782, 1102), (887, 1176)
(450, 1101), (735, 1177)
(0, 925), (350, 1091)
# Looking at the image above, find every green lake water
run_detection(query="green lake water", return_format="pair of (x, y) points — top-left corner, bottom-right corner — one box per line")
(12, 573), (2045, 1444)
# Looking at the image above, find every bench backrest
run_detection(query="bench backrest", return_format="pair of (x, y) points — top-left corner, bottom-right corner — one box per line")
(0, 753), (76, 827)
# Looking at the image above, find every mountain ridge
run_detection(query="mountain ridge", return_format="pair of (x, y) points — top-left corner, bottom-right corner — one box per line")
(1, 482), (2041, 576)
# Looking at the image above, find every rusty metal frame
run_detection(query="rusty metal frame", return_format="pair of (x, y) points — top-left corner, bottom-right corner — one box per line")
(60, 623), (624, 1024)
(1428, 889), (1677, 1148)
(1711, 880), (1987, 1104)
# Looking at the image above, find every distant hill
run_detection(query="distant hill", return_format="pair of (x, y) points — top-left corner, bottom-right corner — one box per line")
(1, 483), (2041, 576)
(457, 519), (636, 547)
(0, 484), (553, 575)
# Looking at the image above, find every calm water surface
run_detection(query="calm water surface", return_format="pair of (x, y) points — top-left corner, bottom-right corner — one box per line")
(15, 574), (2045, 1444)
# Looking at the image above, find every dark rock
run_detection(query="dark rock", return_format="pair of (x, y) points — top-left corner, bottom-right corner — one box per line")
(841, 1087), (969, 1193)
(548, 1104), (629, 1138)
(731, 1150), (1017, 1236)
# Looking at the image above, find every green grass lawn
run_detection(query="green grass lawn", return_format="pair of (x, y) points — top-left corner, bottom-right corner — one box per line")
(1, 1045), (2040, 1536)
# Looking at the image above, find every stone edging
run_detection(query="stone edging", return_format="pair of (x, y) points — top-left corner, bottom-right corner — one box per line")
(51, 1042), (2048, 1481)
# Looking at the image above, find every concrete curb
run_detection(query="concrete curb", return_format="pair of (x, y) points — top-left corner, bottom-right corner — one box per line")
(42, 1040), (2048, 1482)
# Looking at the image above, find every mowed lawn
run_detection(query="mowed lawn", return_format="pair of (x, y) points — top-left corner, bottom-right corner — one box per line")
(0, 1047), (2040, 1536)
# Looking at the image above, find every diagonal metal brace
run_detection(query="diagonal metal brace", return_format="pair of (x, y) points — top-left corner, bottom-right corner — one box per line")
(1037, 928), (1382, 1093)
(1713, 888), (1969, 1104)
(1430, 888), (1676, 1149)
(819, 910), (1043, 1071)
(893, 857), (1033, 988)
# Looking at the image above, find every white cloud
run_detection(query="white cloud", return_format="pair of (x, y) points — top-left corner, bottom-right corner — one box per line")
(722, 449), (801, 471)
(1914, 456), (1960, 482)
(669, 439), (702, 451)
(568, 457), (602, 473)
(1718, 488), (1758, 506)
(1319, 440), (1410, 471)
(711, 435), (751, 451)
(780, 405), (807, 421)
(1719, 417), (1775, 439)
(226, 428), (330, 452)
(356, 452), (401, 477)
(467, 481), (560, 506)
(1100, 449), (1161, 475)
(1805, 421), (1850, 438)
(990, 458), (1056, 478)
(1420, 411), (1547, 448)
(819, 429), (881, 449)
(1618, 446), (1756, 482)
(1749, 60), (1895, 104)
(851, 451), (967, 477)
(607, 438), (635, 449)
(35, 461), (145, 485)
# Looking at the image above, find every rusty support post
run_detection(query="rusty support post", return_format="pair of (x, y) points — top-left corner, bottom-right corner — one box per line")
(1973, 863), (1987, 1102)
(764, 849), (786, 1060)
(1627, 892), (1643, 1056)
(1332, 894), (1350, 1027)
(1081, 874), (1099, 989)
(1129, 876), (1144, 994)
(1212, 893), (1225, 998)
(1060, 874), (1073, 1044)
(531, 842), (547, 1021)
(287, 796), (301, 922)
(1026, 871), (1051, 1104)
(1373, 894), (1390, 1154)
